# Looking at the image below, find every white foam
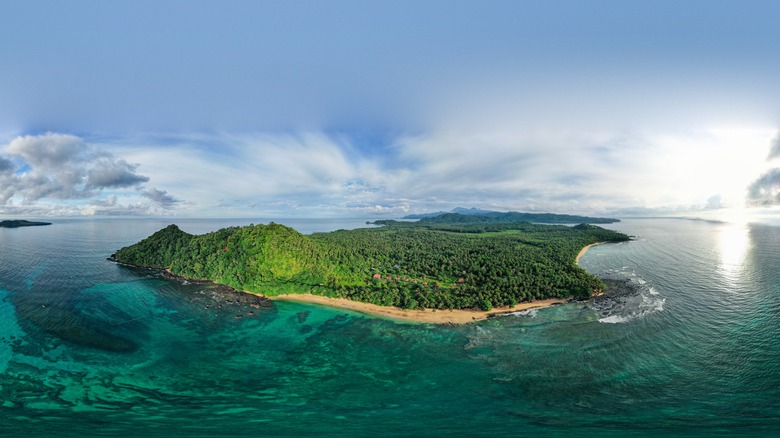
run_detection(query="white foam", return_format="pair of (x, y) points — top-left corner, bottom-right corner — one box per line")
(646, 297), (665, 312)
(594, 269), (665, 323)
(598, 295), (665, 323)
(599, 315), (630, 324)
(508, 309), (538, 318)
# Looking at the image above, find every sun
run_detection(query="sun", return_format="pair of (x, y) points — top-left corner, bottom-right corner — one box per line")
(655, 127), (776, 211)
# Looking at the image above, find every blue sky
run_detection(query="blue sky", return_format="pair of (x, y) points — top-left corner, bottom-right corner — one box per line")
(2, 1), (780, 219)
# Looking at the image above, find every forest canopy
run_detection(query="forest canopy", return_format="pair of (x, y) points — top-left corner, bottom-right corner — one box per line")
(113, 220), (629, 311)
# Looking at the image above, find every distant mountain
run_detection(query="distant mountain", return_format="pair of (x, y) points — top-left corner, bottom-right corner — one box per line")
(404, 209), (620, 224)
(450, 207), (498, 216)
(0, 220), (52, 228)
(403, 207), (498, 219)
(401, 211), (450, 219)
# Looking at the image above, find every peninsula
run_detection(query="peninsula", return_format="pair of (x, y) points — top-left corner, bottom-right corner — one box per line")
(0, 219), (52, 228)
(111, 218), (629, 322)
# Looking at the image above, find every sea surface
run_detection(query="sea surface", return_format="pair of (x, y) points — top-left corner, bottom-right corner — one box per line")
(0, 217), (778, 437)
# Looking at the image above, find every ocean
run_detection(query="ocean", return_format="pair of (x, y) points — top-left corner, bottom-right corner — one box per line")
(0, 218), (778, 437)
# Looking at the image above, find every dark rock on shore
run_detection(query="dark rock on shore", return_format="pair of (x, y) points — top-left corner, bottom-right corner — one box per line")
(590, 277), (659, 322)
(598, 278), (642, 299)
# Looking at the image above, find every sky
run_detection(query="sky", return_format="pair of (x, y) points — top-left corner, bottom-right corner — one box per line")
(2, 0), (780, 219)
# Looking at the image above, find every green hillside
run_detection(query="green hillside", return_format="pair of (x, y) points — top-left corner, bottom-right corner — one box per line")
(113, 221), (630, 311)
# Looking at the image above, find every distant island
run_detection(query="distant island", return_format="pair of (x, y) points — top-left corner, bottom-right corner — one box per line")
(0, 219), (52, 228)
(402, 207), (620, 224)
(111, 216), (629, 322)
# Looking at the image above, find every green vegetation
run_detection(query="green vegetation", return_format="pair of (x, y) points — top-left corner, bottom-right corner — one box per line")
(0, 220), (52, 228)
(417, 212), (619, 224)
(113, 221), (629, 311)
(401, 208), (620, 224)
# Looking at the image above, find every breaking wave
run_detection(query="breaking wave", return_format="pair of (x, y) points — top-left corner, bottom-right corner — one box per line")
(506, 308), (538, 318)
(591, 269), (665, 324)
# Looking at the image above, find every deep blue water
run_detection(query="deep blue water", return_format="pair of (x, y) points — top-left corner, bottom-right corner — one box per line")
(0, 218), (778, 437)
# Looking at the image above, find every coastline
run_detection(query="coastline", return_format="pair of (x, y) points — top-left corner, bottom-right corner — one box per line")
(114, 241), (605, 325)
(576, 241), (605, 265)
(267, 240), (606, 324)
(269, 293), (570, 324)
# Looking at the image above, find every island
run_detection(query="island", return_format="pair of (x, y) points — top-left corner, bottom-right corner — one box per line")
(110, 220), (629, 323)
(401, 207), (621, 224)
(0, 219), (52, 228)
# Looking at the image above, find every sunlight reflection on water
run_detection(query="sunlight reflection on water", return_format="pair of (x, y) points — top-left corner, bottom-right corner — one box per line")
(717, 223), (750, 284)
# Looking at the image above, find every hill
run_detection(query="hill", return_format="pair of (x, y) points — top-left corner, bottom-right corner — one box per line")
(112, 221), (630, 311)
(402, 208), (619, 224)
(419, 212), (620, 225)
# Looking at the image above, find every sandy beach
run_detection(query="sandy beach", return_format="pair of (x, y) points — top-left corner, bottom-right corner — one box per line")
(261, 241), (604, 324)
(271, 293), (570, 324)
(576, 241), (605, 264)
(209, 240), (602, 325)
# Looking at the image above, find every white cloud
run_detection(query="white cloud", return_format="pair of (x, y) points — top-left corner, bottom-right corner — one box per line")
(108, 133), (381, 216)
(706, 194), (724, 210)
(0, 133), (176, 215)
(2, 127), (777, 218)
(90, 195), (117, 207)
(140, 187), (182, 209)
(86, 158), (149, 188)
(747, 168), (780, 206)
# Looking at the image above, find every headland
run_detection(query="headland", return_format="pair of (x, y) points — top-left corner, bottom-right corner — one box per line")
(111, 219), (630, 324)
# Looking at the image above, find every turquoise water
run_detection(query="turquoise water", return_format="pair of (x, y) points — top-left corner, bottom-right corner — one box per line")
(0, 218), (778, 437)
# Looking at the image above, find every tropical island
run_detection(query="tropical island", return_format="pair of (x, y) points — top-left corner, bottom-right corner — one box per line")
(401, 207), (621, 224)
(111, 216), (629, 323)
(0, 219), (52, 228)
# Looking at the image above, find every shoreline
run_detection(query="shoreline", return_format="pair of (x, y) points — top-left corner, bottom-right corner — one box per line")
(576, 241), (605, 265)
(114, 241), (604, 325)
(269, 293), (571, 324)
(262, 240), (605, 324)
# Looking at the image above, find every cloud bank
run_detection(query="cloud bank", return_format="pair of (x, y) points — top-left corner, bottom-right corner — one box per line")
(100, 127), (777, 218)
(1, 127), (778, 218)
(0, 133), (181, 215)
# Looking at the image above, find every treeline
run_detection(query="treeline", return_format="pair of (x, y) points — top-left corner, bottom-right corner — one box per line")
(113, 221), (630, 311)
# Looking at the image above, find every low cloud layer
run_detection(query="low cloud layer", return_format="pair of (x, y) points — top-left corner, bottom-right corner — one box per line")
(1, 128), (778, 218)
(0, 133), (181, 214)
(106, 127), (776, 218)
(747, 168), (780, 206)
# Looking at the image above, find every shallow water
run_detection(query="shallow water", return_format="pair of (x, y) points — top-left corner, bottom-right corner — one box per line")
(0, 218), (778, 437)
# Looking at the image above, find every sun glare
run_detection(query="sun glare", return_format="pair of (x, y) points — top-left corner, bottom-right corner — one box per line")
(655, 127), (775, 209)
(717, 222), (751, 283)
